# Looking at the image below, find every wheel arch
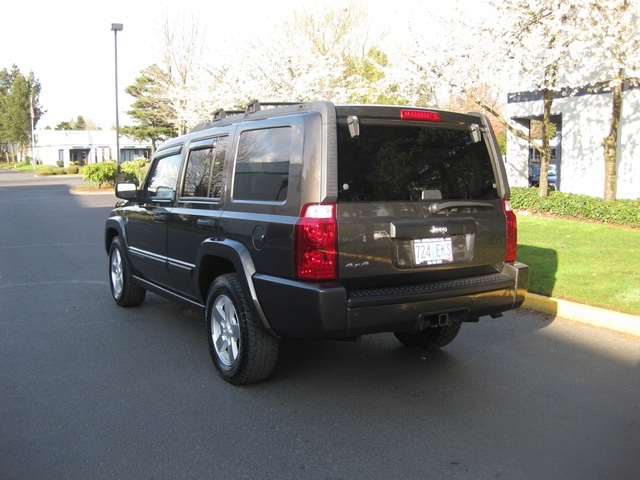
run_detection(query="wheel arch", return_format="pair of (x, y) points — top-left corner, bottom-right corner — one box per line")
(104, 217), (127, 254)
(195, 238), (276, 336)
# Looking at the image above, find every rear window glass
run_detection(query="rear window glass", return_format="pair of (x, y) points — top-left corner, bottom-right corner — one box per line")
(233, 127), (290, 202)
(337, 124), (499, 202)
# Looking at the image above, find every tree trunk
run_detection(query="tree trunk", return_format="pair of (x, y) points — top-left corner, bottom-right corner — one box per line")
(602, 70), (623, 202)
(538, 88), (554, 197)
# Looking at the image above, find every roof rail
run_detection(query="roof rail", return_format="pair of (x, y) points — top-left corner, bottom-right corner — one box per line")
(245, 100), (304, 114)
(260, 102), (303, 107)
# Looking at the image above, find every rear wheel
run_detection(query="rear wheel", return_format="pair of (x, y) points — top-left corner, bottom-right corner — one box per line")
(205, 274), (279, 385)
(394, 323), (461, 349)
(109, 236), (146, 307)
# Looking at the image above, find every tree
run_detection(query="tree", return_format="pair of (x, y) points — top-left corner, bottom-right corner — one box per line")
(75, 115), (86, 130)
(55, 121), (73, 131)
(224, 1), (427, 106)
(54, 115), (99, 131)
(153, 11), (224, 134)
(0, 65), (43, 162)
(121, 67), (177, 154)
(445, 85), (508, 153)
(409, 0), (589, 197)
(585, 0), (640, 201)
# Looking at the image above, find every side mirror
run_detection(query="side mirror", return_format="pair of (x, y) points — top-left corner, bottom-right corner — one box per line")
(115, 182), (139, 201)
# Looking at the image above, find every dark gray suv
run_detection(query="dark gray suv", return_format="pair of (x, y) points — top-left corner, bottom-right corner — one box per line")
(105, 101), (529, 384)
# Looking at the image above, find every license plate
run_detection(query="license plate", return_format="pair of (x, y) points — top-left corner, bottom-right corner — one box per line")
(413, 238), (453, 265)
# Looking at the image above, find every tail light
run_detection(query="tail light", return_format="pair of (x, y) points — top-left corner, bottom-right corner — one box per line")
(295, 203), (337, 280)
(503, 199), (518, 263)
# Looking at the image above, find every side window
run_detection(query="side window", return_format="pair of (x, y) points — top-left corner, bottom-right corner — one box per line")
(183, 147), (214, 198)
(233, 127), (291, 202)
(145, 153), (182, 200)
(182, 136), (228, 200)
(210, 136), (228, 199)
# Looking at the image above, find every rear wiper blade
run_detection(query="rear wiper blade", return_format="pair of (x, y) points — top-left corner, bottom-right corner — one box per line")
(429, 201), (495, 214)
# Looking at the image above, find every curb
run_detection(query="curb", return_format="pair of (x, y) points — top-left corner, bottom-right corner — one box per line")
(522, 293), (640, 337)
(68, 187), (115, 196)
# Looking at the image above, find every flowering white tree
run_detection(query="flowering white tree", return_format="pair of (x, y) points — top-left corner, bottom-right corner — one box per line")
(410, 0), (640, 199)
(129, 1), (434, 132)
(410, 0), (591, 196)
(151, 11), (231, 135)
(221, 0), (430, 107)
(584, 0), (640, 201)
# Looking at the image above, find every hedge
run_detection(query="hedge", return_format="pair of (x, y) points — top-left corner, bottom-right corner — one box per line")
(511, 187), (640, 229)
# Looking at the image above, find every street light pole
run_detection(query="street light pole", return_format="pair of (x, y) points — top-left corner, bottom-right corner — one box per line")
(111, 23), (123, 174)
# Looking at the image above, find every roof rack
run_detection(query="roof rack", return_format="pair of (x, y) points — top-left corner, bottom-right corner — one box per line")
(245, 100), (304, 114)
(190, 101), (307, 133)
(211, 108), (243, 121)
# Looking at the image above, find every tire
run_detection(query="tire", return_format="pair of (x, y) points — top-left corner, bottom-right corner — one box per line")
(109, 236), (146, 307)
(394, 323), (462, 349)
(205, 274), (279, 385)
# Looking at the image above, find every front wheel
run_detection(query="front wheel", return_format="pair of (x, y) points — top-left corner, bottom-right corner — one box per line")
(205, 274), (279, 385)
(109, 236), (146, 307)
(394, 323), (462, 349)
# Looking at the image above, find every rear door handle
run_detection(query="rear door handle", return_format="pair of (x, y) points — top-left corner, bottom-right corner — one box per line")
(197, 218), (217, 229)
(153, 213), (168, 223)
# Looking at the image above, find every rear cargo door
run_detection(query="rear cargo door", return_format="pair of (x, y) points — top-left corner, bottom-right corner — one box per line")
(334, 110), (506, 288)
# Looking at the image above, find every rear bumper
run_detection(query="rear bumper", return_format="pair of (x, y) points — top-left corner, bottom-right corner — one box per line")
(253, 262), (529, 339)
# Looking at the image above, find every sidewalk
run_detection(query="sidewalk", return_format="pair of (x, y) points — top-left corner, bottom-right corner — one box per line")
(522, 293), (640, 337)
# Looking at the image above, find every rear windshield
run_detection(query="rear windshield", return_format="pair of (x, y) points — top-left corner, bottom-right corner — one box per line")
(337, 124), (499, 202)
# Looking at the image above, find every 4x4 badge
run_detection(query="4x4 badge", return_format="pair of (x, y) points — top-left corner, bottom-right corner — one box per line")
(430, 226), (448, 235)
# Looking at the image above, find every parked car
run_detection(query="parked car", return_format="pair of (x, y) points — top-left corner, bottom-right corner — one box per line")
(105, 101), (529, 384)
(529, 163), (557, 188)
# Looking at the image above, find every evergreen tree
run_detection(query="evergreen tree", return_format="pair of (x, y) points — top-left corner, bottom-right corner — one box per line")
(0, 65), (42, 162)
(121, 67), (178, 154)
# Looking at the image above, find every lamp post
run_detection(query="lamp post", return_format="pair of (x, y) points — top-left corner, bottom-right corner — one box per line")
(111, 23), (123, 173)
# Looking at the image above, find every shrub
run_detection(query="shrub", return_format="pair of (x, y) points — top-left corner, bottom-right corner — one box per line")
(52, 167), (66, 175)
(56, 160), (64, 168)
(82, 161), (118, 187)
(38, 169), (53, 176)
(120, 157), (150, 184)
(511, 187), (640, 229)
(66, 165), (79, 174)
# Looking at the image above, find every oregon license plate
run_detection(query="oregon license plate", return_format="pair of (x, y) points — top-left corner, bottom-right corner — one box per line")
(413, 238), (453, 265)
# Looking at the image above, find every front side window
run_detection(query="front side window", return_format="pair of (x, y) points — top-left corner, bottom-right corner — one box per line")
(145, 153), (182, 200)
(233, 127), (291, 202)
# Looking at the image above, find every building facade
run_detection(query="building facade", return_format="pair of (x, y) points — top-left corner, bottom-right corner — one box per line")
(32, 130), (152, 167)
(505, 81), (639, 200)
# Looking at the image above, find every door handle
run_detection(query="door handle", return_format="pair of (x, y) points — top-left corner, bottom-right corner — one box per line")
(197, 218), (217, 229)
(153, 213), (168, 222)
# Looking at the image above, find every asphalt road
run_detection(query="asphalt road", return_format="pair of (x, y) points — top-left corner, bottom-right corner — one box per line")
(1, 170), (639, 480)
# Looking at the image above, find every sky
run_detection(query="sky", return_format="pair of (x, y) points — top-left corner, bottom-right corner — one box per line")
(0, 0), (466, 130)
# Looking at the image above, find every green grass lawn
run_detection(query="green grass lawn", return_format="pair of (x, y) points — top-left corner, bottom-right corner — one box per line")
(517, 213), (640, 315)
(12, 163), (57, 172)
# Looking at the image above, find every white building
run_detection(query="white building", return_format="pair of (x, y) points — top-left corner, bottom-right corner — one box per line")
(32, 130), (152, 167)
(505, 81), (639, 200)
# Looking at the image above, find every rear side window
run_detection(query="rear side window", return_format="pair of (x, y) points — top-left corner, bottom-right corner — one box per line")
(183, 148), (214, 198)
(182, 136), (228, 199)
(233, 127), (291, 202)
(337, 124), (499, 202)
